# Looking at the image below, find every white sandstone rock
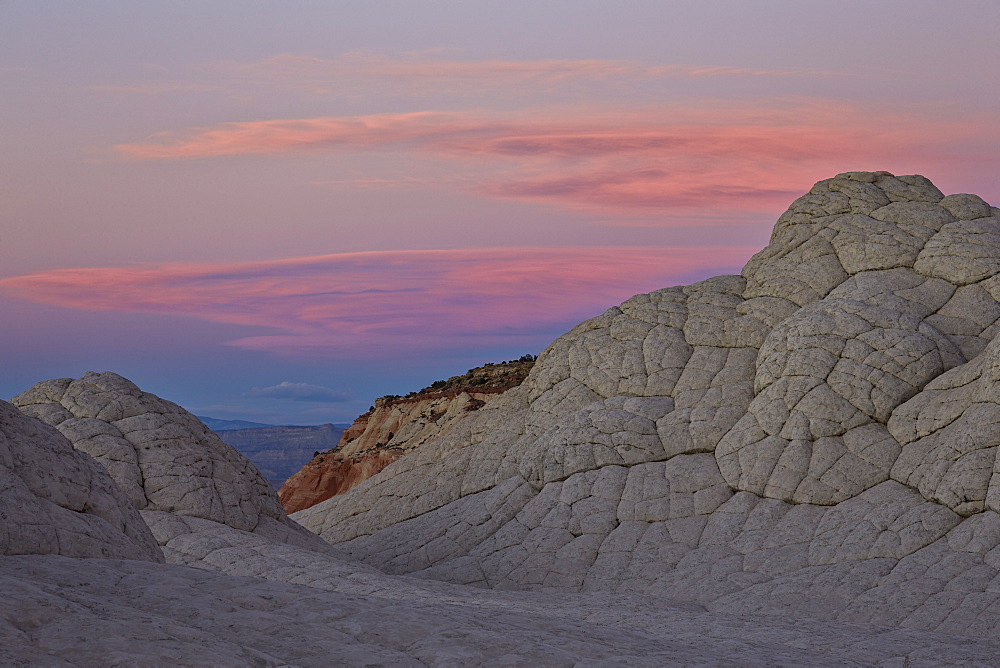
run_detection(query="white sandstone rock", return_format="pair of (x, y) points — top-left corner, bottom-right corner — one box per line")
(291, 173), (1000, 639)
(15, 372), (289, 532)
(9, 171), (1000, 662)
(0, 399), (162, 562)
(13, 372), (331, 558)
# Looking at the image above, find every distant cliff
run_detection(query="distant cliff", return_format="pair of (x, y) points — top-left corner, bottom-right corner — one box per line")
(216, 424), (344, 489)
(278, 357), (535, 512)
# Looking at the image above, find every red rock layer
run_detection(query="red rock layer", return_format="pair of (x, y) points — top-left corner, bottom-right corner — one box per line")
(277, 391), (494, 513)
(278, 358), (534, 513)
(278, 450), (400, 514)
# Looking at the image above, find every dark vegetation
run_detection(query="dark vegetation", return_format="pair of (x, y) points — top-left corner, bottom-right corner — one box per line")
(373, 354), (537, 407)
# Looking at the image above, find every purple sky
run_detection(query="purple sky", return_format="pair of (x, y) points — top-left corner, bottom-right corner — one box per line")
(2, 1), (998, 424)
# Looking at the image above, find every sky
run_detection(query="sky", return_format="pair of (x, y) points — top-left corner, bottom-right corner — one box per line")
(1, 1), (998, 425)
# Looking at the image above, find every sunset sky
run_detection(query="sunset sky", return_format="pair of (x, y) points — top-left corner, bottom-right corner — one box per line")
(2, 1), (998, 424)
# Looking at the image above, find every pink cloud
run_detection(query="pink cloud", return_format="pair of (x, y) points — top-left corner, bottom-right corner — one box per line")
(114, 102), (999, 214)
(116, 112), (484, 160)
(117, 105), (869, 161)
(215, 52), (827, 86)
(86, 82), (213, 95)
(485, 171), (801, 211)
(0, 247), (757, 358)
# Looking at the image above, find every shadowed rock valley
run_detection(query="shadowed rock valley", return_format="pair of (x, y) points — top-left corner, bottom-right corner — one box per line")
(215, 423), (344, 489)
(6, 172), (1000, 664)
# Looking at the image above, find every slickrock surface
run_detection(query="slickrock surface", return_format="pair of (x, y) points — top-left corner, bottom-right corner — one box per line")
(279, 358), (534, 512)
(6, 171), (1000, 664)
(8, 554), (1000, 667)
(292, 172), (1000, 635)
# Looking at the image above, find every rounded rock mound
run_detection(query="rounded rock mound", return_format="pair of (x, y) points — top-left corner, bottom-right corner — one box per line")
(287, 172), (1000, 635)
(0, 398), (163, 561)
(13, 371), (286, 533)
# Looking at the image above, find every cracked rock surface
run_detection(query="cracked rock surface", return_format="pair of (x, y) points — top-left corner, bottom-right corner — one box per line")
(0, 398), (162, 562)
(290, 172), (1000, 636)
(13, 371), (330, 553)
(6, 171), (1000, 663)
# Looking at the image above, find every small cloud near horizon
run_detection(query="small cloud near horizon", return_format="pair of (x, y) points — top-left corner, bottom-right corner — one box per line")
(245, 381), (351, 403)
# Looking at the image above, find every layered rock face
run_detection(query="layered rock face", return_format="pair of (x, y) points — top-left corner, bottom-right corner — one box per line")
(278, 449), (401, 513)
(293, 171), (1000, 633)
(279, 358), (533, 512)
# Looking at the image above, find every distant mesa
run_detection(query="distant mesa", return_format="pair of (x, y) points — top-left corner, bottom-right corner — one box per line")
(196, 416), (279, 431)
(214, 423), (344, 489)
(196, 415), (349, 488)
(198, 415), (352, 431)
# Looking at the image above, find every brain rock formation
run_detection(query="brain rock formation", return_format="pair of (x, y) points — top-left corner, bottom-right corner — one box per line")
(6, 171), (1000, 664)
(289, 171), (1000, 633)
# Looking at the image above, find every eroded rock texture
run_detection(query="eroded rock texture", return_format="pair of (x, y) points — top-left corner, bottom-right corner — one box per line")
(7, 171), (1000, 664)
(9, 553), (1000, 666)
(0, 399), (162, 562)
(290, 171), (1000, 634)
(13, 371), (329, 553)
